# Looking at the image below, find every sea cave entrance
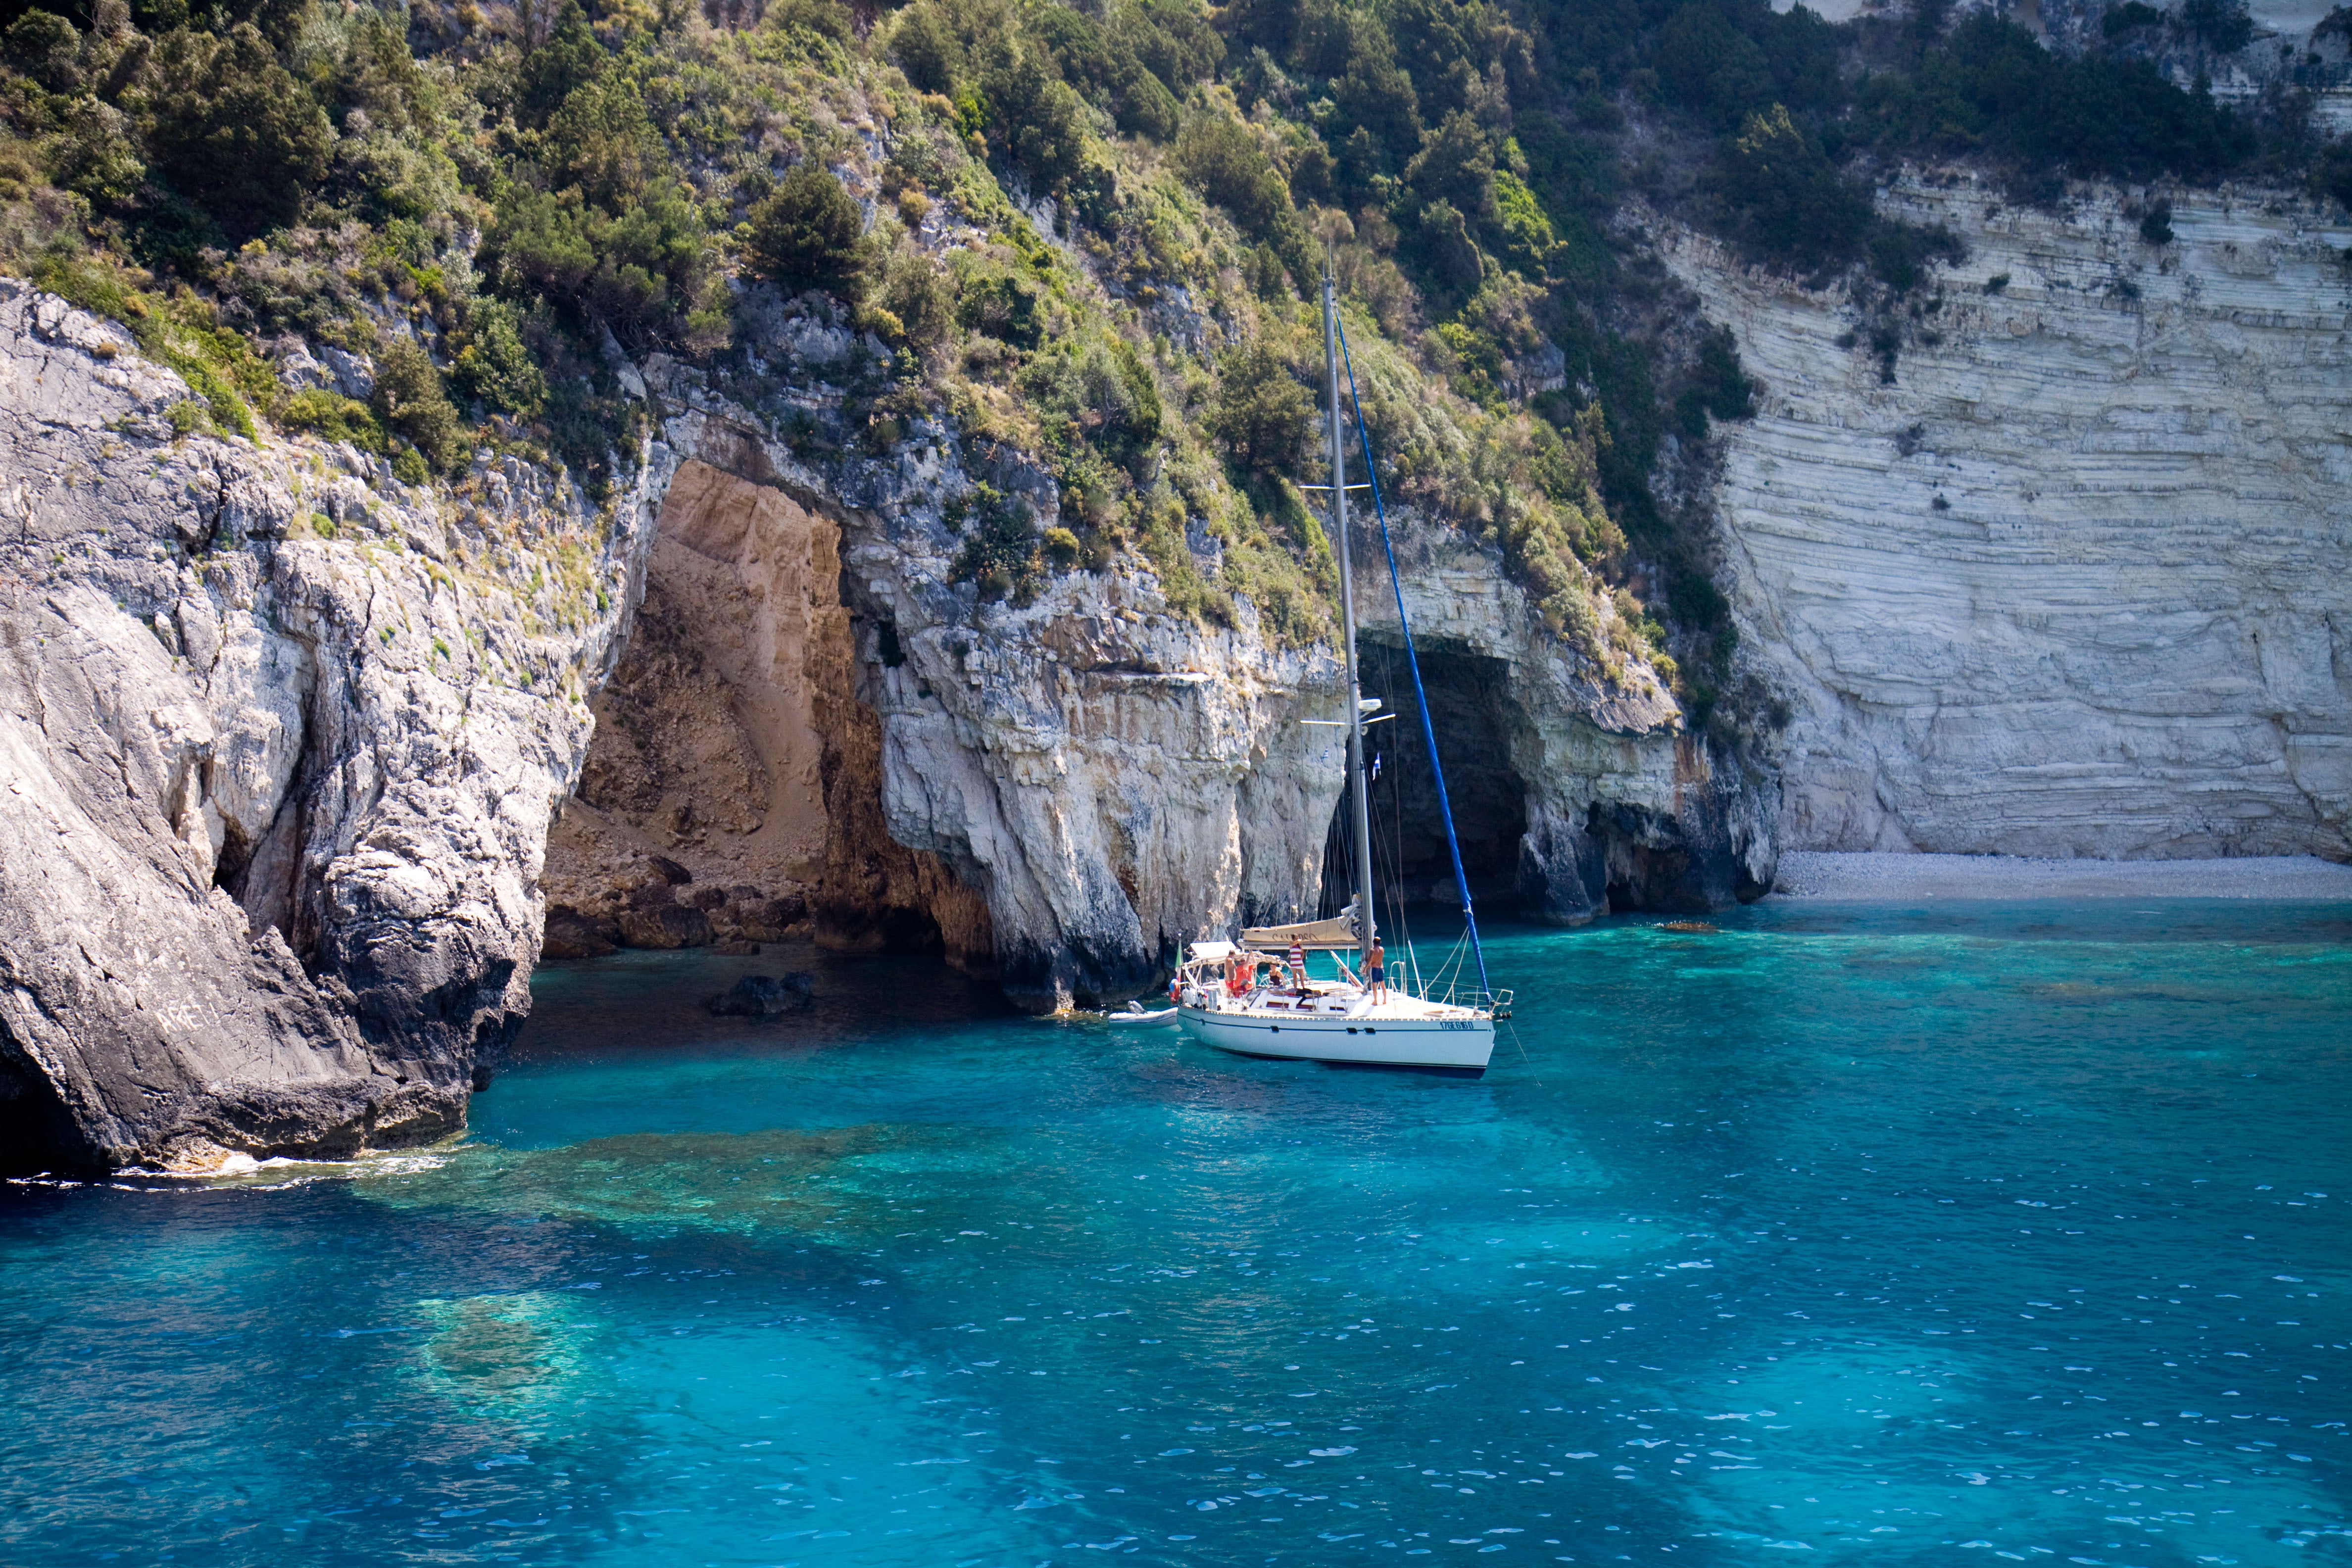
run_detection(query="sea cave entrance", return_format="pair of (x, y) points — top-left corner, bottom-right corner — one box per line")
(1320, 639), (1528, 917)
(539, 459), (990, 969)
(0, 1033), (82, 1173)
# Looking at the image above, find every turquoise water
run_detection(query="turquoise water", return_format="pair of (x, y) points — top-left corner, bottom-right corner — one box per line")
(3, 902), (2348, 1568)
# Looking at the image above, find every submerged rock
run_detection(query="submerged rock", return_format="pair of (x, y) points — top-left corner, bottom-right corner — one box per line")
(541, 907), (621, 960)
(708, 973), (816, 1016)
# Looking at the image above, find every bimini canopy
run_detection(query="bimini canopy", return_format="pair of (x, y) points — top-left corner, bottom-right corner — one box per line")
(1187, 940), (1241, 962)
(1240, 900), (1364, 952)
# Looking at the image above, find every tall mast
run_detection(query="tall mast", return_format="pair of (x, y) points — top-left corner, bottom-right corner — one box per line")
(1323, 268), (1377, 980)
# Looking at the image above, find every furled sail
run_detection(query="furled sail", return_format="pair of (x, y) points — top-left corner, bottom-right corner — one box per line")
(1240, 898), (1363, 951)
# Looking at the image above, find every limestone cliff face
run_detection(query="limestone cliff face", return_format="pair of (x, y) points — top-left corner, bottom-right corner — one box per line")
(0, 270), (1770, 1165)
(604, 355), (1771, 1011)
(1364, 514), (1777, 922)
(1662, 176), (2352, 859)
(634, 375), (1354, 1011)
(539, 456), (995, 969)
(0, 280), (654, 1169)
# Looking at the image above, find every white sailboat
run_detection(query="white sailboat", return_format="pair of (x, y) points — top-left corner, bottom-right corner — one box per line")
(1174, 271), (1512, 1074)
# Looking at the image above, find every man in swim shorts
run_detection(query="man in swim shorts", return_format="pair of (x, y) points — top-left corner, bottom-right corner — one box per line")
(1368, 939), (1386, 1002)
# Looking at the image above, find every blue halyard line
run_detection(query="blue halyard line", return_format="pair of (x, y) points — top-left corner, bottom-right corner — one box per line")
(1335, 319), (1495, 1010)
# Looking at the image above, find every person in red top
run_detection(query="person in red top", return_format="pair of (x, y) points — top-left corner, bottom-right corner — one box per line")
(1289, 937), (1308, 995)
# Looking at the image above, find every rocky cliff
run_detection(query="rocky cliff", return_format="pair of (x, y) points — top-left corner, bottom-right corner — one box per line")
(0, 275), (1759, 1166)
(1663, 175), (2352, 859)
(540, 348), (1772, 1013)
(0, 278), (658, 1170)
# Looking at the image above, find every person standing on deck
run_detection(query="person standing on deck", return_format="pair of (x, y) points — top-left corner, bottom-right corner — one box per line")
(1369, 939), (1387, 1003)
(1290, 937), (1308, 996)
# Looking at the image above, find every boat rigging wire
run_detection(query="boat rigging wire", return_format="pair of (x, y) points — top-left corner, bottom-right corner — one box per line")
(1334, 316), (1498, 1011)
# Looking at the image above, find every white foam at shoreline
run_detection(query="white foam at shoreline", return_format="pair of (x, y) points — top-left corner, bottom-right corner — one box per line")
(1771, 851), (2352, 902)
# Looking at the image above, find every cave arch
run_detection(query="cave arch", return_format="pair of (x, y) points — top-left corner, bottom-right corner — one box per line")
(540, 459), (992, 970)
(0, 1022), (85, 1174)
(1322, 638), (1531, 914)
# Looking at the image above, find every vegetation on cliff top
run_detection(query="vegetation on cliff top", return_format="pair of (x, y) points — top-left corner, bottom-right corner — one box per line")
(1, 0), (2336, 726)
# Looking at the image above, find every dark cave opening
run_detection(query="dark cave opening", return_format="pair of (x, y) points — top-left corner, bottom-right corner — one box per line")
(0, 1029), (85, 1174)
(1321, 640), (1528, 914)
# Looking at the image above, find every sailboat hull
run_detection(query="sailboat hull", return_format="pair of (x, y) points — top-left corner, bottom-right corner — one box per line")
(1178, 1005), (1494, 1071)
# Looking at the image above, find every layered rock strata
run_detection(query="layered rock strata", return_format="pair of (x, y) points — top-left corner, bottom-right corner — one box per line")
(0, 280), (657, 1169)
(1662, 176), (2352, 858)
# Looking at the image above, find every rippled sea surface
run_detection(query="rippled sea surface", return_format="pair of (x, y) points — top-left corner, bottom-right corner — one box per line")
(3, 900), (2349, 1568)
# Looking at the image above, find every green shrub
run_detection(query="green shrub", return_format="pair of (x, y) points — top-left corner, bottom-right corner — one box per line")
(1705, 104), (1870, 274)
(744, 161), (868, 300)
(765, 0), (853, 46)
(1205, 339), (1311, 479)
(1859, 15), (2256, 185)
(1021, 334), (1163, 462)
(371, 339), (465, 474)
(1651, 3), (1772, 131)
(1172, 114), (1312, 286)
(1868, 219), (1964, 292)
(887, 2), (965, 95)
(50, 97), (144, 207)
(2177, 0), (2253, 51)
(979, 46), (1092, 189)
(1032, 6), (1180, 141)
(2316, 143), (2352, 210)
(449, 300), (548, 417)
(27, 247), (146, 326)
(275, 386), (387, 450)
(490, 177), (721, 347)
(950, 485), (1045, 602)
(1671, 325), (1756, 437)
(514, 0), (609, 128)
(878, 248), (954, 350)
(1115, 0), (1224, 93)
(145, 22), (333, 234)
(950, 250), (1044, 347)
(1406, 197), (1484, 298)
(1404, 110), (1499, 228)
(1491, 169), (1558, 278)
(5, 9), (82, 92)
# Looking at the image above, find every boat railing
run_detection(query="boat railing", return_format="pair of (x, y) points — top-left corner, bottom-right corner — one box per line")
(1417, 981), (1515, 1017)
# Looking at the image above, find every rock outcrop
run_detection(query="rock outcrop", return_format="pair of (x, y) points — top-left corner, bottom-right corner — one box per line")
(1366, 517), (1777, 920)
(0, 272), (1767, 1166)
(538, 456), (995, 969)
(603, 357), (1770, 1011)
(1664, 175), (2352, 859)
(0, 279), (655, 1170)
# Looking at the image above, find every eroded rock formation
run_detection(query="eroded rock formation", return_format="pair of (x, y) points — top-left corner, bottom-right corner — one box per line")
(601, 368), (1770, 1011)
(0, 280), (656, 1170)
(1664, 175), (2352, 858)
(0, 275), (1765, 1167)
(540, 457), (993, 968)
(1365, 518), (1778, 920)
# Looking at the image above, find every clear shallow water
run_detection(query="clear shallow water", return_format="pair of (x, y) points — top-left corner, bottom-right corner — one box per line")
(3, 901), (2348, 1568)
